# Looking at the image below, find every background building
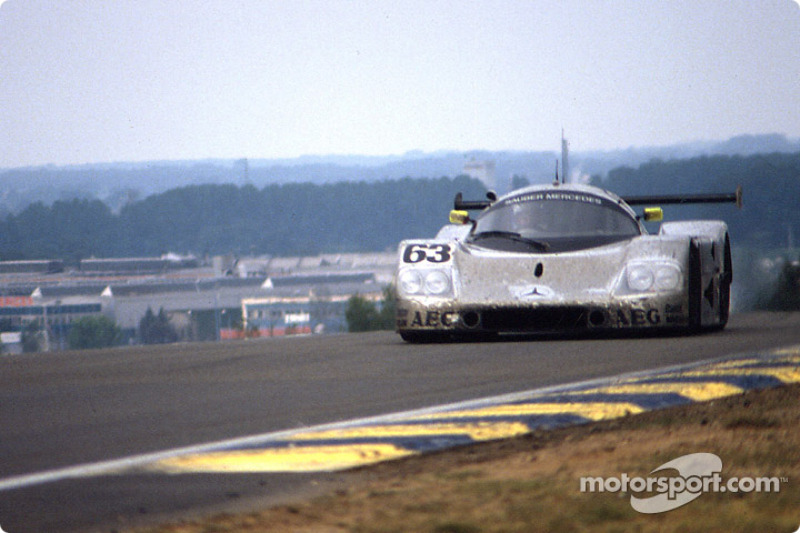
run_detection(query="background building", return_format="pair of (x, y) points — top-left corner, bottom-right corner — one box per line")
(463, 158), (496, 190)
(0, 252), (395, 352)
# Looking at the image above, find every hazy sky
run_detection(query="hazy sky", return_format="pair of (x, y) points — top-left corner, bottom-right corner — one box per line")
(1, 0), (799, 168)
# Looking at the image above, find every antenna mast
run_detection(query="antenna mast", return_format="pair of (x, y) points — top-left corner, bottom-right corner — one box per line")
(561, 130), (569, 184)
(553, 159), (559, 185)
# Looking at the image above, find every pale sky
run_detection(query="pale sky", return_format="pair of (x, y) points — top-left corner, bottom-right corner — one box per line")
(1, 0), (799, 168)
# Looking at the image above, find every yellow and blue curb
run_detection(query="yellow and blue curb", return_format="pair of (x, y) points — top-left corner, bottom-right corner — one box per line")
(148, 346), (800, 475)
(2, 345), (798, 493)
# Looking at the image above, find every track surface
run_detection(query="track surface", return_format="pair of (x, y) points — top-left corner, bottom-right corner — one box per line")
(1, 312), (799, 532)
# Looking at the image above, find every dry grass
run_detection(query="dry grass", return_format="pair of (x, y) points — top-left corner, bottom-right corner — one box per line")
(133, 384), (800, 533)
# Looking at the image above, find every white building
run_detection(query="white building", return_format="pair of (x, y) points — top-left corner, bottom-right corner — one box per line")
(463, 158), (496, 190)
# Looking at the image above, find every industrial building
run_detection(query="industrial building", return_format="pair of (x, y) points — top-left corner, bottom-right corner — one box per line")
(0, 252), (394, 352)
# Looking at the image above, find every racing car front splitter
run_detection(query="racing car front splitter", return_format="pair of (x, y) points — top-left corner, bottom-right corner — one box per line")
(396, 298), (690, 339)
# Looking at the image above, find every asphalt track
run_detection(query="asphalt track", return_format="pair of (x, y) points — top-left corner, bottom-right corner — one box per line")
(2, 312), (800, 532)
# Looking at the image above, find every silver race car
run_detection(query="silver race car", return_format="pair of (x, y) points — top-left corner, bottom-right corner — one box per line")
(395, 181), (741, 342)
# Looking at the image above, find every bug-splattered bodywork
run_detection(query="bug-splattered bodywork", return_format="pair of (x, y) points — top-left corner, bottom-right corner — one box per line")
(395, 183), (733, 342)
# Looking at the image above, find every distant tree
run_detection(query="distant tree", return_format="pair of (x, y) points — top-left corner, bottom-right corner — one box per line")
(346, 286), (397, 332)
(139, 307), (178, 344)
(344, 294), (378, 333)
(68, 315), (121, 350)
(511, 174), (530, 190)
(764, 261), (800, 311)
(6, 153), (800, 258)
(5, 198), (118, 261)
(157, 307), (179, 343)
(139, 307), (157, 343)
(0, 176), (489, 259)
(345, 295), (380, 332)
(22, 321), (43, 353)
(377, 284), (397, 330)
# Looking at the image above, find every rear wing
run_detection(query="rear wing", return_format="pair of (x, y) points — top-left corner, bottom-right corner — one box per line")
(623, 185), (742, 208)
(454, 186), (743, 211)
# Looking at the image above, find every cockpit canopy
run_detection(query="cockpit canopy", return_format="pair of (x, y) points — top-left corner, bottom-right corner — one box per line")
(468, 189), (641, 253)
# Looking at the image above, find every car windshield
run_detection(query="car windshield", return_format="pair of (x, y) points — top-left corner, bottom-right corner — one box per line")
(468, 190), (641, 253)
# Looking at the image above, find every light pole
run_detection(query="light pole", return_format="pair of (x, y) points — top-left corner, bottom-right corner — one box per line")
(41, 302), (50, 352)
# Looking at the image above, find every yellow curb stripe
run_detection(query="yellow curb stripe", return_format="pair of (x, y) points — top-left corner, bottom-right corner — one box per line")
(570, 382), (744, 402)
(291, 421), (531, 442)
(706, 355), (800, 369)
(766, 346), (800, 357)
(408, 402), (644, 422)
(710, 358), (773, 369)
(151, 443), (416, 474)
(671, 367), (800, 383)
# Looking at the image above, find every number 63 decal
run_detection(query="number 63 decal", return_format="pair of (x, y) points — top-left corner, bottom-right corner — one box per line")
(403, 243), (452, 263)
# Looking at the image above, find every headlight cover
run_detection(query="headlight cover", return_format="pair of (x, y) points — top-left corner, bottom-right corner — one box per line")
(627, 265), (654, 292)
(424, 270), (451, 295)
(398, 269), (423, 295)
(654, 264), (682, 291)
(398, 268), (453, 297)
(622, 261), (682, 293)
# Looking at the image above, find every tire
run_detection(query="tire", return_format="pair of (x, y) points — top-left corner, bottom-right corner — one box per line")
(688, 240), (702, 332)
(716, 234), (732, 329)
(399, 331), (451, 343)
(453, 331), (499, 343)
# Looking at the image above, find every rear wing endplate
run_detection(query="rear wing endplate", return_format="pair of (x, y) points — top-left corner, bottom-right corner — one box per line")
(453, 192), (492, 211)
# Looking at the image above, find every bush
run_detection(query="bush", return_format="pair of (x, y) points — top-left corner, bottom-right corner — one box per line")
(68, 315), (121, 350)
(139, 307), (179, 344)
(345, 285), (396, 332)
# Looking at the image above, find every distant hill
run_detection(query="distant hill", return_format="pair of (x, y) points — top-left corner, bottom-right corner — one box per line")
(0, 133), (798, 215)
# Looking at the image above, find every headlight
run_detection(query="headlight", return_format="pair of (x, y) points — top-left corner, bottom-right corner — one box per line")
(399, 270), (423, 294)
(654, 265), (681, 291)
(624, 261), (682, 293)
(627, 265), (654, 292)
(398, 269), (452, 296)
(425, 270), (451, 295)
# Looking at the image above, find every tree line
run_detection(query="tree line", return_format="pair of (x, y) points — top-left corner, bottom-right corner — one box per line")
(598, 151), (800, 249)
(0, 176), (487, 262)
(0, 151), (797, 263)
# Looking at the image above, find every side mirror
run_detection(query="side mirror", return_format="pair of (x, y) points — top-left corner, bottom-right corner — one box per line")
(449, 210), (471, 224)
(643, 207), (664, 222)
